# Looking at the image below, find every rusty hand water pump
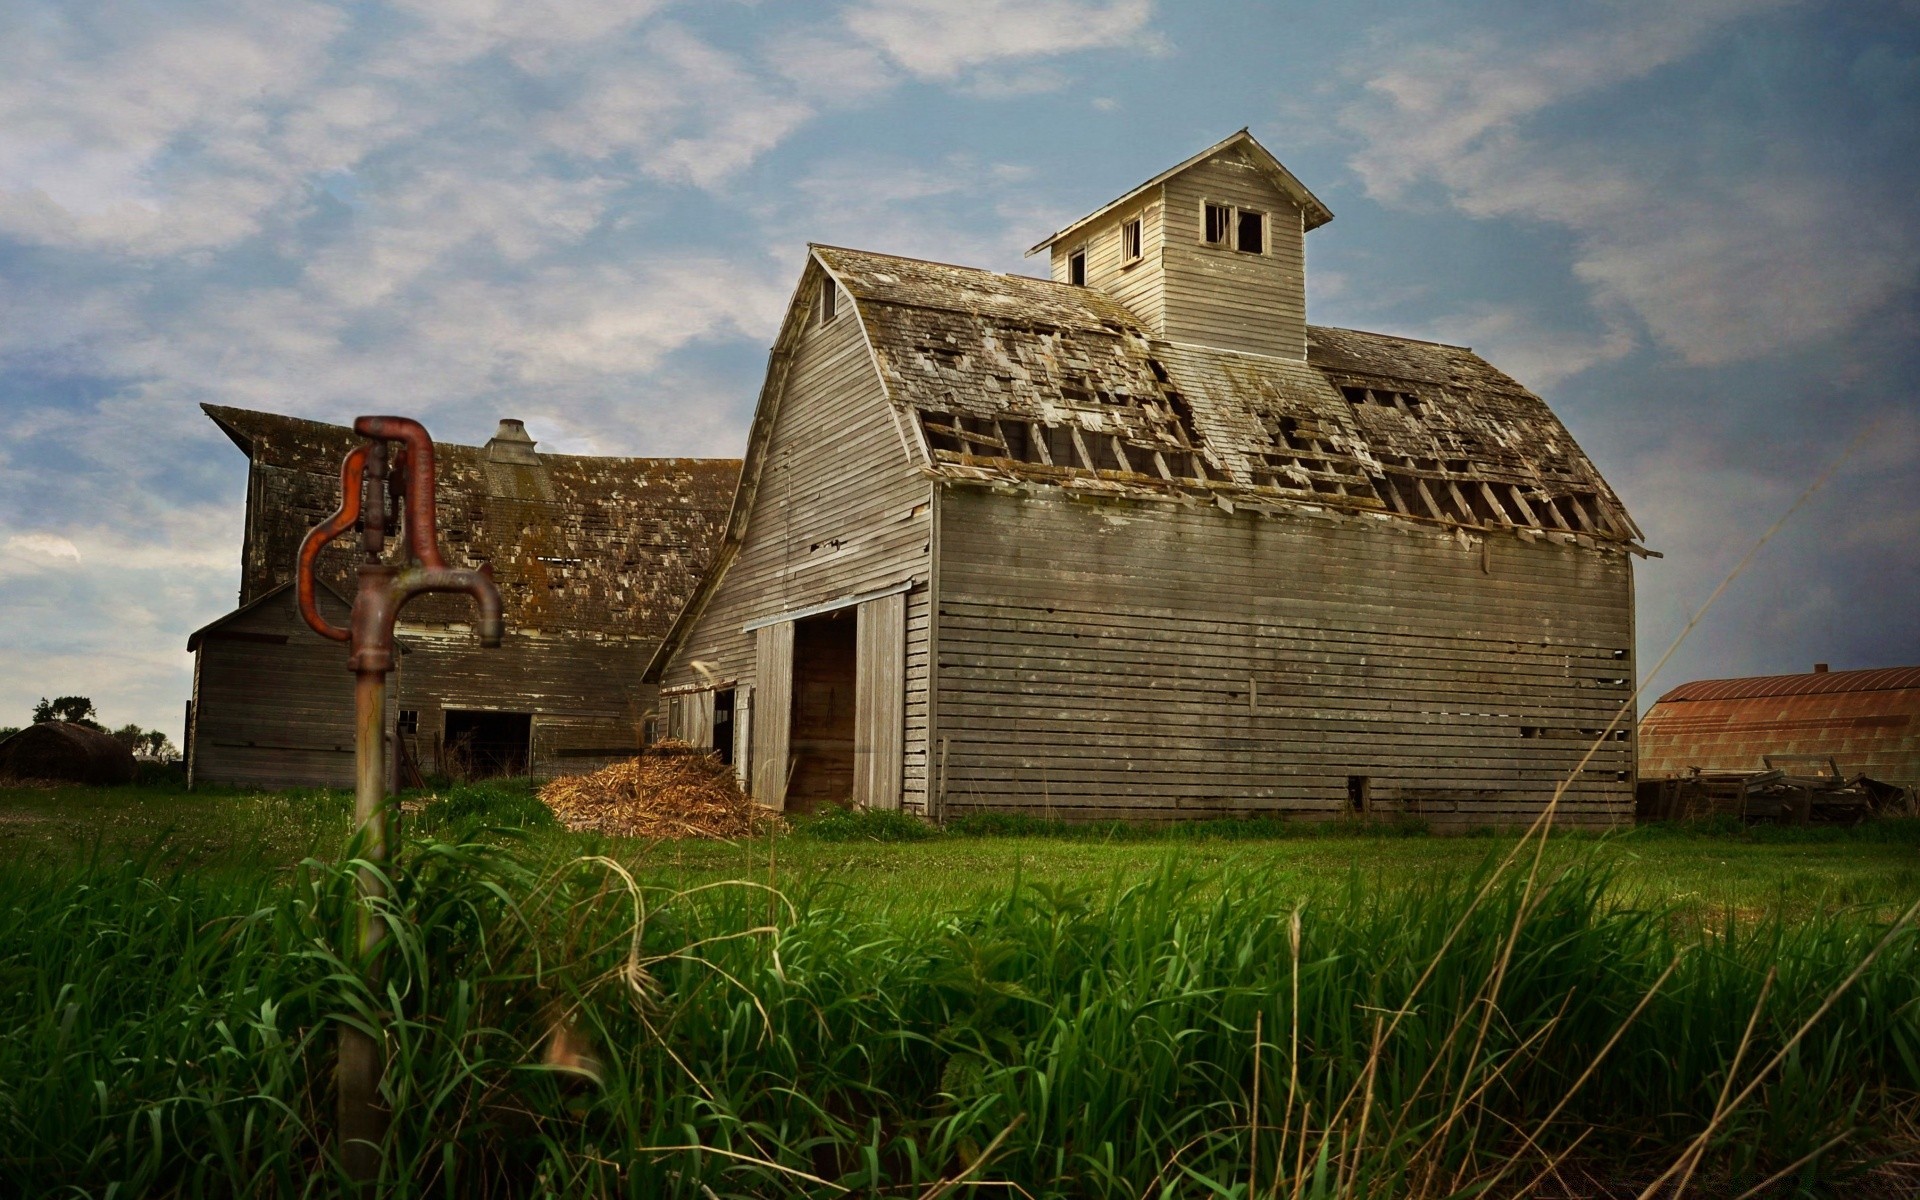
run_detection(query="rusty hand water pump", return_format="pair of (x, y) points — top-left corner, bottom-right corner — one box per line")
(295, 415), (503, 1182)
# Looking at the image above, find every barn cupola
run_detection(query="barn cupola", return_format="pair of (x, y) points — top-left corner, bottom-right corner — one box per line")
(483, 418), (553, 500)
(1027, 129), (1332, 361)
(485, 418), (540, 465)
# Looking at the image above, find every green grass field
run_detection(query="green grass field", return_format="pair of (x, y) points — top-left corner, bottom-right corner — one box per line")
(3, 779), (1915, 918)
(2, 780), (1917, 1198)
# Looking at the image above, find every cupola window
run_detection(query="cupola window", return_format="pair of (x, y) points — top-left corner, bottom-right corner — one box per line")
(1204, 202), (1231, 246)
(1236, 209), (1266, 254)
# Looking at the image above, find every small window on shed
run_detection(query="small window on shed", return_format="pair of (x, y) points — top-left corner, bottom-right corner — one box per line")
(1236, 209), (1266, 254)
(817, 281), (838, 325)
(1204, 202), (1231, 246)
(1068, 249), (1087, 286)
(397, 709), (419, 735)
(1121, 217), (1143, 263)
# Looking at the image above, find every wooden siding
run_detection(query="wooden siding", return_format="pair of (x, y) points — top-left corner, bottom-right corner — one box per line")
(1049, 187), (1167, 332)
(933, 486), (1636, 828)
(853, 591), (906, 809)
(391, 626), (654, 780)
(661, 280), (935, 810)
(1160, 153), (1308, 359)
(190, 588), (358, 789)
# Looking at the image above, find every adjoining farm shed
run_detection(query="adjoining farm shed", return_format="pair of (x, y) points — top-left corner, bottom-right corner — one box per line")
(0, 721), (137, 785)
(186, 407), (739, 788)
(1639, 665), (1920, 790)
(646, 130), (1649, 828)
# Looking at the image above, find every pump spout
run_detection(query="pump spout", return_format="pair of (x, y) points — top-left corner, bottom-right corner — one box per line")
(393, 565), (504, 647)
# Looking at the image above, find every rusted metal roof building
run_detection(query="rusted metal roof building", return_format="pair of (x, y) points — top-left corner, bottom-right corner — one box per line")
(1640, 665), (1920, 788)
(187, 406), (738, 788)
(646, 131), (1649, 827)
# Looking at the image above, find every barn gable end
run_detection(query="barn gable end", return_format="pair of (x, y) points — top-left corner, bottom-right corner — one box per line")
(645, 255), (935, 813)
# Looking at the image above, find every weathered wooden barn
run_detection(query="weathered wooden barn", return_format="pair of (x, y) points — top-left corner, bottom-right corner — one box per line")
(1640, 664), (1920, 789)
(186, 407), (737, 788)
(645, 131), (1649, 828)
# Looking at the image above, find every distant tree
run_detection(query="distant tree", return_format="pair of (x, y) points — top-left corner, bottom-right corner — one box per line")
(33, 696), (102, 729)
(142, 731), (180, 762)
(107, 723), (179, 761)
(0, 727), (18, 742)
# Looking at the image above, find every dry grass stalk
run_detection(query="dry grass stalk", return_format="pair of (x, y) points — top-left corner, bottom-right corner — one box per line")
(539, 742), (780, 841)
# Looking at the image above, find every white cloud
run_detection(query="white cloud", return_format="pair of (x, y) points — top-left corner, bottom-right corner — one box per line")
(844, 0), (1157, 79)
(1338, 0), (1920, 366)
(3, 533), (82, 567)
(1409, 303), (1637, 391)
(0, 0), (349, 255)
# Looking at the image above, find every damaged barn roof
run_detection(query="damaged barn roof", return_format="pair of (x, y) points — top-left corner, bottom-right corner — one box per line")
(204, 405), (740, 637)
(813, 245), (1643, 547)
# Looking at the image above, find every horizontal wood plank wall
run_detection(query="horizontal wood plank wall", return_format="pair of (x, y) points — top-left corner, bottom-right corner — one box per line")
(1160, 155), (1307, 359)
(661, 291), (934, 808)
(191, 590), (358, 789)
(935, 487), (1636, 828)
(393, 627), (656, 779)
(1050, 187), (1167, 331)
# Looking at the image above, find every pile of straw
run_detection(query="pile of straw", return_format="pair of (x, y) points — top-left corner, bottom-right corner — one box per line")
(538, 742), (777, 840)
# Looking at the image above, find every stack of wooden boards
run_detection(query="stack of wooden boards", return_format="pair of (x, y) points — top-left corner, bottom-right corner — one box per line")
(1635, 765), (1910, 825)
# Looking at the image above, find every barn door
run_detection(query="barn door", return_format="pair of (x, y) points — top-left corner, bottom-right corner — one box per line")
(752, 622), (794, 808)
(733, 684), (752, 788)
(852, 591), (906, 811)
(688, 689), (716, 751)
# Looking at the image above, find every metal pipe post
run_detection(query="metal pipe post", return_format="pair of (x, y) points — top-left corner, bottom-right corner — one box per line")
(337, 668), (389, 1183)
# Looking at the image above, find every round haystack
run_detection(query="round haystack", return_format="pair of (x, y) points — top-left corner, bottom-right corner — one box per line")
(539, 742), (777, 840)
(0, 722), (137, 785)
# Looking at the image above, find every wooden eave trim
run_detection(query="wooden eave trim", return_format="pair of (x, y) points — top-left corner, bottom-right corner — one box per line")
(929, 469), (1655, 553)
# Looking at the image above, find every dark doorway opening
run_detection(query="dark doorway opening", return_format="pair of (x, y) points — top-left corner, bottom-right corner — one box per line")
(1347, 775), (1371, 817)
(788, 609), (856, 813)
(443, 709), (533, 779)
(713, 687), (736, 766)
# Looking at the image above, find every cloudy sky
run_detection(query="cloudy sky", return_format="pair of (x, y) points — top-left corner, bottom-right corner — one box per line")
(2, 0), (1916, 738)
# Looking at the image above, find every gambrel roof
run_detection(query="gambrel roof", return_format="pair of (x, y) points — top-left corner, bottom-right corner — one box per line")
(205, 405), (740, 638)
(642, 243), (1642, 681)
(813, 245), (1642, 545)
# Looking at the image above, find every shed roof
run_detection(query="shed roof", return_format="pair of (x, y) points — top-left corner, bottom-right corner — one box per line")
(1026, 129), (1334, 255)
(1640, 665), (1920, 786)
(204, 405), (740, 638)
(186, 579), (350, 652)
(813, 245), (1640, 545)
(1655, 666), (1920, 704)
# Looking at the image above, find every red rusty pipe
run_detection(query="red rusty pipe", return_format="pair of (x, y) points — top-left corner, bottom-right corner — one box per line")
(295, 444), (368, 642)
(354, 416), (448, 571)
